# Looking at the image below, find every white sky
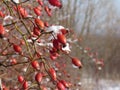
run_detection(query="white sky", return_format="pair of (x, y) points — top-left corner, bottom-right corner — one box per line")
(113, 0), (120, 13)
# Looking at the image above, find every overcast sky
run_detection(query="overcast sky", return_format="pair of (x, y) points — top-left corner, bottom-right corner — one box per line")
(113, 0), (120, 13)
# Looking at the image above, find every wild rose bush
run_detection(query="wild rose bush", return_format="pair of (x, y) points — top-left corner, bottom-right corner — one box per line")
(0, 0), (104, 90)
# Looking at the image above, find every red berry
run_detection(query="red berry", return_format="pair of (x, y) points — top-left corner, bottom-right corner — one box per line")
(20, 39), (25, 45)
(50, 47), (57, 54)
(11, 58), (17, 64)
(49, 48), (59, 60)
(44, 22), (49, 27)
(18, 75), (24, 83)
(53, 39), (60, 49)
(17, 5), (28, 18)
(33, 6), (42, 16)
(57, 33), (66, 45)
(35, 72), (43, 83)
(33, 27), (41, 36)
(0, 24), (5, 35)
(37, 0), (43, 6)
(60, 80), (69, 88)
(35, 18), (45, 29)
(48, 0), (62, 8)
(13, 44), (22, 53)
(40, 86), (47, 90)
(31, 60), (40, 70)
(23, 81), (28, 89)
(50, 53), (58, 60)
(2, 84), (9, 90)
(0, 10), (5, 18)
(36, 52), (41, 58)
(49, 68), (57, 81)
(60, 29), (68, 35)
(57, 81), (65, 90)
(44, 6), (52, 16)
(72, 57), (82, 68)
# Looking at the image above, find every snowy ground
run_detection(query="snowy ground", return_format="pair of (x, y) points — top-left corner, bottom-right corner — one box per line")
(81, 78), (120, 90)
(98, 79), (120, 90)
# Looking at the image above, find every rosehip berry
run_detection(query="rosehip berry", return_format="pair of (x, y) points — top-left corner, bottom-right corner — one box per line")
(49, 47), (57, 54)
(57, 81), (65, 90)
(40, 86), (47, 90)
(57, 33), (66, 45)
(35, 18), (45, 29)
(13, 44), (22, 53)
(72, 57), (82, 68)
(53, 39), (60, 49)
(37, 0), (43, 6)
(50, 51), (59, 60)
(35, 72), (43, 83)
(44, 22), (49, 27)
(18, 75), (24, 83)
(0, 24), (5, 35)
(31, 60), (40, 70)
(36, 52), (41, 58)
(2, 84), (9, 90)
(49, 68), (57, 81)
(60, 80), (69, 88)
(33, 6), (42, 16)
(23, 81), (28, 89)
(44, 6), (52, 16)
(50, 54), (58, 60)
(60, 29), (68, 35)
(17, 5), (28, 18)
(48, 0), (62, 8)
(0, 10), (5, 18)
(33, 27), (41, 36)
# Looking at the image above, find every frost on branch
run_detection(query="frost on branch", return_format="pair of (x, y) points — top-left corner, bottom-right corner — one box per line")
(46, 25), (65, 34)
(62, 43), (71, 53)
(11, 0), (20, 4)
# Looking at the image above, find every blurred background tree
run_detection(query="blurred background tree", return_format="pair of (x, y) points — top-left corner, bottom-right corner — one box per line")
(47, 0), (120, 89)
